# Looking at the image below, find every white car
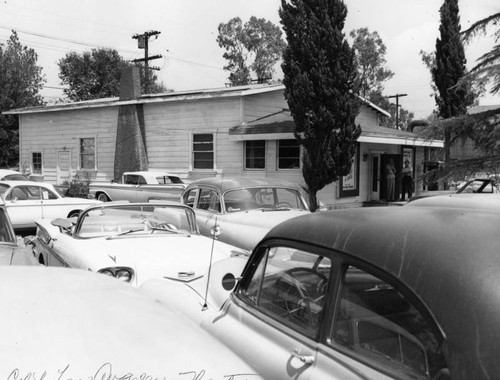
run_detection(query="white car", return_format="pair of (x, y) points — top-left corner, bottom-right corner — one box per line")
(0, 169), (31, 181)
(30, 202), (248, 286)
(0, 180), (100, 232)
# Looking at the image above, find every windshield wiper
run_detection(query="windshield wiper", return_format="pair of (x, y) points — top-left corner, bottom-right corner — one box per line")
(149, 226), (190, 236)
(105, 228), (145, 240)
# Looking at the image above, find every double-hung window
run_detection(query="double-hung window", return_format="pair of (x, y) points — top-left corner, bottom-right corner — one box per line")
(193, 134), (214, 170)
(80, 138), (96, 170)
(245, 140), (266, 169)
(277, 139), (300, 169)
(32, 152), (42, 174)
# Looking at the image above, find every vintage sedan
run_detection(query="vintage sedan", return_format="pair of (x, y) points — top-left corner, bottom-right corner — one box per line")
(0, 169), (31, 181)
(0, 180), (100, 232)
(30, 201), (247, 286)
(142, 205), (500, 379)
(409, 177), (499, 202)
(0, 266), (264, 378)
(181, 177), (310, 250)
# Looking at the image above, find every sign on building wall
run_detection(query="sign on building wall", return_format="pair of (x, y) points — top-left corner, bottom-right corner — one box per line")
(339, 144), (360, 198)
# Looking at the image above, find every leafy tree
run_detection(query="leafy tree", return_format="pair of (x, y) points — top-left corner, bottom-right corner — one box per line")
(432, 0), (469, 164)
(350, 28), (394, 99)
(350, 28), (413, 129)
(280, 0), (361, 211)
(217, 16), (286, 85)
(461, 12), (500, 94)
(0, 31), (45, 167)
(58, 48), (168, 101)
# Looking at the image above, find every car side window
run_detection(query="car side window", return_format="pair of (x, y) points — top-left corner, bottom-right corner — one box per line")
(137, 176), (147, 185)
(197, 189), (220, 212)
(10, 186), (30, 200)
(331, 265), (447, 379)
(239, 246), (331, 338)
(183, 189), (197, 208)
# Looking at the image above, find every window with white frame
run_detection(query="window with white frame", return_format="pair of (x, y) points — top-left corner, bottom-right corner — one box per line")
(277, 139), (300, 169)
(245, 140), (266, 169)
(80, 138), (96, 170)
(32, 152), (42, 174)
(193, 133), (214, 169)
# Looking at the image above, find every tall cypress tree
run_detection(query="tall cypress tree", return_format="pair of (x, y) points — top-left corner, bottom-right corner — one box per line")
(280, 0), (360, 211)
(433, 0), (468, 162)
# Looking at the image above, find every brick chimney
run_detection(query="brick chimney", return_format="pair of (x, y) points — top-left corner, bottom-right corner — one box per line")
(114, 67), (148, 181)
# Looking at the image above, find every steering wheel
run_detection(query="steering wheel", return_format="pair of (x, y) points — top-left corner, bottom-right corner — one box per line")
(279, 267), (328, 328)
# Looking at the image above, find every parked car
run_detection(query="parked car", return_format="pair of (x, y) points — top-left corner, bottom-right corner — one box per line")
(409, 177), (499, 202)
(181, 177), (310, 250)
(142, 205), (500, 379)
(407, 193), (500, 211)
(0, 266), (264, 378)
(0, 169), (31, 181)
(29, 201), (248, 286)
(0, 198), (37, 265)
(89, 171), (186, 202)
(0, 181), (100, 233)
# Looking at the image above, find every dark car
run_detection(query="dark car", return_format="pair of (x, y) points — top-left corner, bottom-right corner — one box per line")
(144, 204), (500, 379)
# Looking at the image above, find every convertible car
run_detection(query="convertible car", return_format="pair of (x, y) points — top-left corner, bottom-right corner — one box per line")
(142, 204), (500, 379)
(29, 201), (247, 286)
(181, 177), (310, 250)
(0, 266), (263, 378)
(0, 180), (100, 233)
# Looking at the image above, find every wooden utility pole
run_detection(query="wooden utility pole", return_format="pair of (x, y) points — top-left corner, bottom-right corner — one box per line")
(387, 93), (407, 129)
(132, 30), (162, 93)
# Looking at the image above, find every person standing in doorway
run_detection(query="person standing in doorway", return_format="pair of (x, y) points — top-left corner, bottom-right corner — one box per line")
(402, 160), (413, 201)
(385, 159), (396, 202)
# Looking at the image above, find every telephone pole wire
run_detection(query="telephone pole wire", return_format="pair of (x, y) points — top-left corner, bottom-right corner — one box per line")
(387, 93), (407, 129)
(132, 30), (162, 93)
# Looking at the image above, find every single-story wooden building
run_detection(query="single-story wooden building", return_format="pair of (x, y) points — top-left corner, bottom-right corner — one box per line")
(5, 71), (442, 208)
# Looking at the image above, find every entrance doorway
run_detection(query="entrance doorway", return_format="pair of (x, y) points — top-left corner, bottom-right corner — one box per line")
(57, 151), (71, 184)
(380, 154), (402, 201)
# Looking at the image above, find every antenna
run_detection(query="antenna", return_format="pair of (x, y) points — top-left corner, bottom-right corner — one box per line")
(202, 218), (220, 310)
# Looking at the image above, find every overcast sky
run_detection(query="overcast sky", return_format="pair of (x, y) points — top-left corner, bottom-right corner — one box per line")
(1, 0), (498, 118)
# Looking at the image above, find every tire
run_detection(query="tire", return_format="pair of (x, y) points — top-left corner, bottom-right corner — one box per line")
(97, 193), (110, 202)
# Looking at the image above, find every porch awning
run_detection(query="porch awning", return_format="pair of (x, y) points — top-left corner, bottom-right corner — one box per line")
(229, 110), (443, 148)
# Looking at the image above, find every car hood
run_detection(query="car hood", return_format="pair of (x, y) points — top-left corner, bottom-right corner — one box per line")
(62, 234), (240, 286)
(0, 266), (263, 378)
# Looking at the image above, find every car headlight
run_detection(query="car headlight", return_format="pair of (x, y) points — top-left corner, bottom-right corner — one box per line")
(97, 267), (134, 283)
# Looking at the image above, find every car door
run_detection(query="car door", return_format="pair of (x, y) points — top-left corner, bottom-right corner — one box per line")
(4, 185), (44, 228)
(38, 185), (68, 221)
(219, 244), (346, 379)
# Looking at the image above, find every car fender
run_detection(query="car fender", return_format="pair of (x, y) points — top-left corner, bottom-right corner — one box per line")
(141, 255), (248, 315)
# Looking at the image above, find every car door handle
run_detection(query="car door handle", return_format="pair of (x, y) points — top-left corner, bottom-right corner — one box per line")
(291, 349), (314, 365)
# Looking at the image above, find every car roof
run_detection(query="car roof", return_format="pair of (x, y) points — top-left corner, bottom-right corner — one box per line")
(0, 169), (24, 175)
(0, 180), (55, 188)
(124, 171), (180, 177)
(185, 176), (302, 193)
(261, 206), (500, 373)
(406, 194), (500, 210)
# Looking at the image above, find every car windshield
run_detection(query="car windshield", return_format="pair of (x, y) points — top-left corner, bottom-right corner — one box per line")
(223, 187), (306, 213)
(457, 179), (498, 194)
(76, 203), (197, 238)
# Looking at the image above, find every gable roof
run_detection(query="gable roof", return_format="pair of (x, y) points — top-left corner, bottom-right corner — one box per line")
(4, 84), (390, 117)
